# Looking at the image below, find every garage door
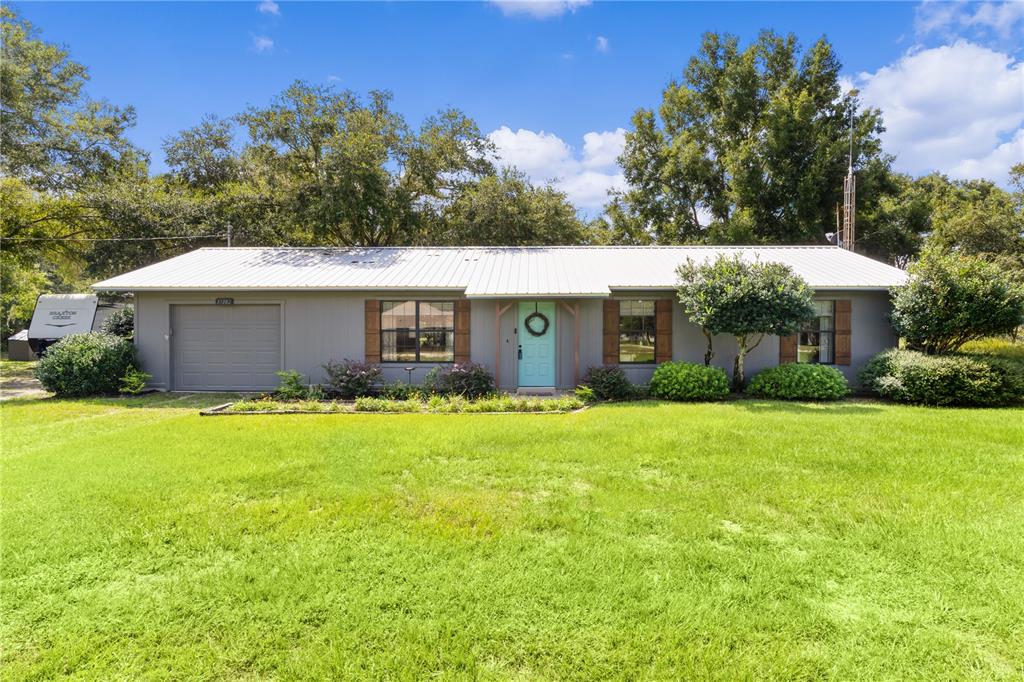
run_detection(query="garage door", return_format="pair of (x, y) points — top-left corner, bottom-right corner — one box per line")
(171, 305), (281, 391)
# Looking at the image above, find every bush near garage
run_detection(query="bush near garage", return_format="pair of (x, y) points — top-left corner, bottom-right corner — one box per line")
(100, 305), (134, 339)
(747, 363), (849, 400)
(649, 361), (730, 401)
(323, 359), (382, 399)
(860, 349), (1024, 407)
(35, 332), (138, 397)
(581, 365), (633, 401)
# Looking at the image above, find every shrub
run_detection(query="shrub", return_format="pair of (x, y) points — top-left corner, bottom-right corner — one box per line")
(649, 361), (730, 401)
(36, 332), (137, 397)
(860, 349), (1024, 406)
(119, 368), (151, 395)
(274, 370), (309, 401)
(100, 305), (134, 339)
(574, 385), (597, 403)
(748, 363), (849, 400)
(354, 397), (421, 413)
(423, 362), (495, 398)
(891, 251), (1024, 354)
(581, 365), (633, 401)
(323, 359), (381, 399)
(380, 381), (421, 400)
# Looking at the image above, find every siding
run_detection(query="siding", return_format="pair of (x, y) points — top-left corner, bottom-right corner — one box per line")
(134, 289), (895, 391)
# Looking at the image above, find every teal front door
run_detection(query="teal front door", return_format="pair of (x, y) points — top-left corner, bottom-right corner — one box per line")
(518, 302), (556, 387)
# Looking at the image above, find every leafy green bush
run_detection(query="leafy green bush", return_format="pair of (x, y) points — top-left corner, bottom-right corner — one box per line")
(119, 368), (151, 395)
(574, 385), (596, 403)
(354, 397), (422, 413)
(747, 363), (849, 400)
(423, 362), (495, 398)
(649, 361), (730, 401)
(380, 381), (422, 400)
(323, 359), (381, 398)
(35, 332), (138, 397)
(274, 370), (310, 401)
(860, 349), (1024, 406)
(100, 305), (134, 339)
(582, 366), (633, 401)
(891, 251), (1024, 354)
(352, 395), (584, 413)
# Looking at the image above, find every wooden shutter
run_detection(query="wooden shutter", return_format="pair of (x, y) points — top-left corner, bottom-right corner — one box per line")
(364, 300), (381, 364)
(454, 300), (471, 364)
(654, 299), (673, 364)
(779, 334), (797, 364)
(834, 299), (852, 366)
(602, 299), (619, 365)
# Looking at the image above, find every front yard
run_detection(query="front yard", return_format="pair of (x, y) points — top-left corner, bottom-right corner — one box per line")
(2, 394), (1022, 679)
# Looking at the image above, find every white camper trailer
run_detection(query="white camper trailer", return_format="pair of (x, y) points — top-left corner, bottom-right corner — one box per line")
(26, 294), (100, 354)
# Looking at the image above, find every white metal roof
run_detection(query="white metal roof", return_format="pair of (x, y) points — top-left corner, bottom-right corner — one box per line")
(92, 246), (908, 297)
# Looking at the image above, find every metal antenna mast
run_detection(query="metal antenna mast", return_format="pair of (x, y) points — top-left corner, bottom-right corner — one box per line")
(842, 89), (858, 252)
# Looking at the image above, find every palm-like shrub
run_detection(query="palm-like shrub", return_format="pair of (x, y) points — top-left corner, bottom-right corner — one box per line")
(649, 361), (730, 401)
(748, 363), (849, 400)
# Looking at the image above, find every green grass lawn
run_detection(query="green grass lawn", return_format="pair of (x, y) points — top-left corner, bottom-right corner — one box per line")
(2, 395), (1023, 679)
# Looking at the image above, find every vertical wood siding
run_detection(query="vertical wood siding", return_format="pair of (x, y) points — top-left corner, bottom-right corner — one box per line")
(602, 299), (619, 365)
(364, 299), (380, 363)
(454, 299), (471, 364)
(655, 299), (673, 364)
(835, 299), (852, 365)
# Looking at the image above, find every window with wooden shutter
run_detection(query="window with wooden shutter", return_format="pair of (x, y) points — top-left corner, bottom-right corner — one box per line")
(834, 299), (852, 365)
(364, 300), (381, 363)
(454, 300), (470, 364)
(779, 334), (797, 364)
(654, 299), (673, 364)
(602, 299), (619, 365)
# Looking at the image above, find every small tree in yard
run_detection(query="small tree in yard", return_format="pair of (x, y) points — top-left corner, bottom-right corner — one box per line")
(676, 255), (815, 391)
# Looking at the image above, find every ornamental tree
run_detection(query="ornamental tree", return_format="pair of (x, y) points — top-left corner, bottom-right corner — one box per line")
(891, 250), (1024, 354)
(675, 255), (816, 390)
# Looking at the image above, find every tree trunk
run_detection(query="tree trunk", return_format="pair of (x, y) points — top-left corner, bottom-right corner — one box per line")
(732, 338), (747, 392)
(702, 328), (715, 367)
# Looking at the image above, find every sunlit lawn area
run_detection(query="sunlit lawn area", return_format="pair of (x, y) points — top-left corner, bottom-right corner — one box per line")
(2, 394), (1023, 679)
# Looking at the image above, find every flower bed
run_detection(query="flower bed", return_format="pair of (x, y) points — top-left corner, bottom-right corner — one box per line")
(204, 394), (586, 415)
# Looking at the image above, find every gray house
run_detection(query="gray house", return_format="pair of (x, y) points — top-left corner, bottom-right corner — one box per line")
(92, 246), (908, 392)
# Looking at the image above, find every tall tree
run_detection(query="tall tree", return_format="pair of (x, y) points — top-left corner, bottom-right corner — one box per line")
(612, 31), (886, 245)
(236, 81), (494, 246)
(437, 168), (586, 245)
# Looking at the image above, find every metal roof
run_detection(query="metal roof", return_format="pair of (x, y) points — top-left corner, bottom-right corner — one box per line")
(91, 246), (908, 296)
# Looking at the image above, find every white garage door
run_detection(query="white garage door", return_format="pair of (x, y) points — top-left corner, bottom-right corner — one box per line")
(171, 305), (281, 391)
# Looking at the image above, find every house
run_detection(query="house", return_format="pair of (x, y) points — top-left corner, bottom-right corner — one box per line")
(91, 246), (908, 392)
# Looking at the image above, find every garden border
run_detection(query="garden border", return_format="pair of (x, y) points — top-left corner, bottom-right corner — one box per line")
(200, 402), (589, 416)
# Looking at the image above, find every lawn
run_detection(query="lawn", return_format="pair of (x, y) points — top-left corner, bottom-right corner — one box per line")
(2, 395), (1023, 680)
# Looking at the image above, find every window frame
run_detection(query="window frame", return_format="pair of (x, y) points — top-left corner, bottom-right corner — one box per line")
(617, 299), (657, 365)
(380, 300), (456, 364)
(797, 300), (836, 365)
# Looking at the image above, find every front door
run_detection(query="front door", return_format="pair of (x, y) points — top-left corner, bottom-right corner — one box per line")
(518, 302), (556, 387)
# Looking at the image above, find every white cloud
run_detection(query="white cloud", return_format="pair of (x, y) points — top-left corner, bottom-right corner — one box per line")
(851, 41), (1023, 184)
(916, 0), (1024, 39)
(489, 0), (591, 19)
(595, 35), (609, 53)
(488, 125), (626, 213)
(252, 35), (274, 53)
(257, 0), (280, 15)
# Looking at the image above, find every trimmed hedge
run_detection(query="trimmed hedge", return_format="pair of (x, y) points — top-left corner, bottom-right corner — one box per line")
(748, 363), (849, 401)
(860, 349), (1024, 407)
(582, 366), (633, 401)
(35, 332), (138, 397)
(649, 361), (730, 401)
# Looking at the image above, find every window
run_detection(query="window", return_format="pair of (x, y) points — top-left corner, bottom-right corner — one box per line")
(798, 300), (835, 364)
(381, 301), (454, 362)
(619, 300), (656, 363)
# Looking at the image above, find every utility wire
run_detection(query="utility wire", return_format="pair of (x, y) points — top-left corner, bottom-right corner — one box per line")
(0, 233), (228, 243)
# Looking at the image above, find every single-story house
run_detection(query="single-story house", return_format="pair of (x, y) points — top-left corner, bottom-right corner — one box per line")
(91, 246), (908, 392)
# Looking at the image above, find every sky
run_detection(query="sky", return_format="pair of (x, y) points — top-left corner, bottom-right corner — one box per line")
(14, 0), (1024, 215)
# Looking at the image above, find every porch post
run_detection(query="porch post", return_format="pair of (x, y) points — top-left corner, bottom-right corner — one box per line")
(495, 300), (502, 389)
(574, 302), (580, 386)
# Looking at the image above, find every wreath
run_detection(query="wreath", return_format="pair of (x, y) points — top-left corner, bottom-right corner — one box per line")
(524, 311), (550, 337)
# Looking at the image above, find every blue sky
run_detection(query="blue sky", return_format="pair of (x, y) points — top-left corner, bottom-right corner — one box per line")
(15, 1), (1024, 213)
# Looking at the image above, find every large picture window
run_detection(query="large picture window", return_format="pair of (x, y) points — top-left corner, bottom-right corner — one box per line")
(798, 300), (835, 364)
(381, 301), (454, 362)
(619, 300), (656, 364)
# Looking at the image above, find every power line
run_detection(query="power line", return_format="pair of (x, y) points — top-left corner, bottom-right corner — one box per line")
(0, 233), (227, 243)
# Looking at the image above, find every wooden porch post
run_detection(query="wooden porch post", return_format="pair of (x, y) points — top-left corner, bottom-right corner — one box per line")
(559, 300), (581, 387)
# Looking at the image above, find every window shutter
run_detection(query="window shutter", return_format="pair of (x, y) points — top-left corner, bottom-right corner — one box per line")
(779, 334), (797, 364)
(835, 299), (852, 365)
(655, 299), (673, 364)
(364, 300), (380, 364)
(454, 300), (471, 364)
(602, 299), (619, 365)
